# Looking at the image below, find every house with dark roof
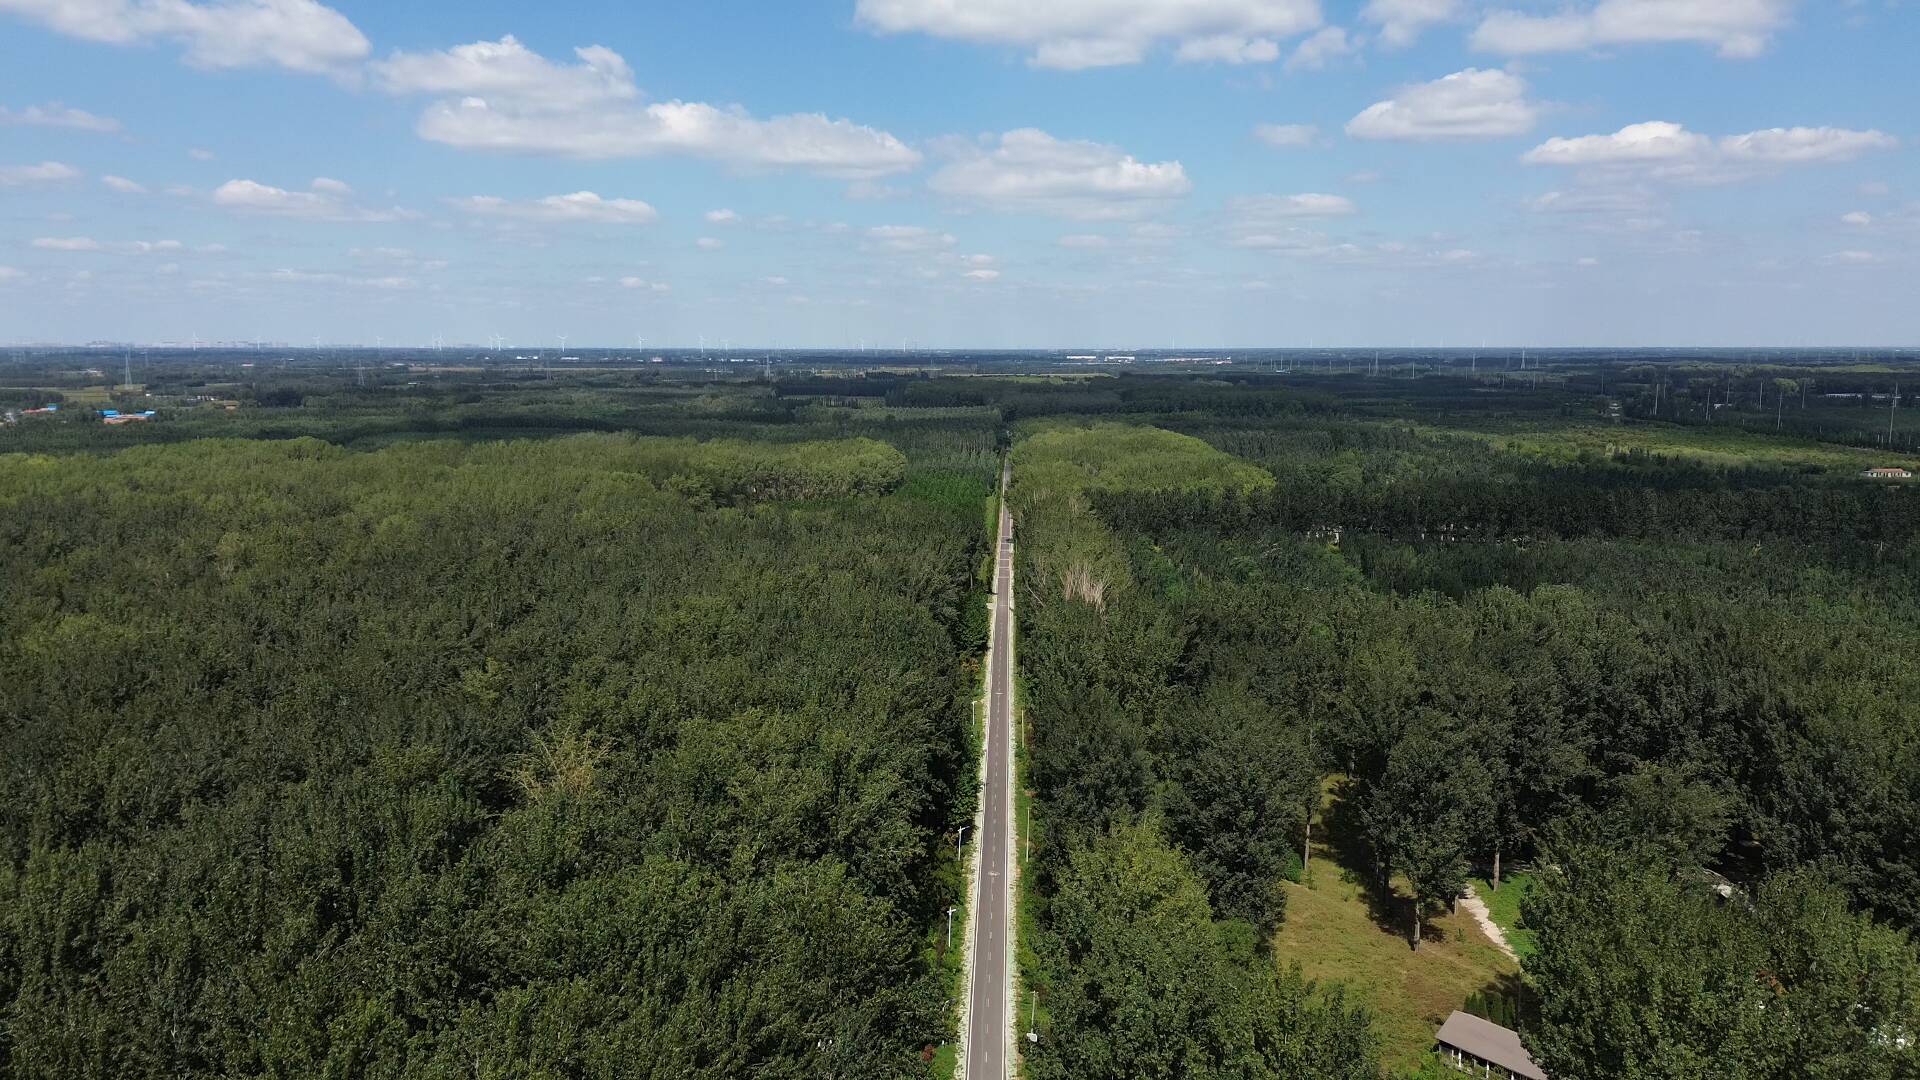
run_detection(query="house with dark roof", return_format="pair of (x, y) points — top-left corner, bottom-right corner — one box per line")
(1435, 1010), (1548, 1079)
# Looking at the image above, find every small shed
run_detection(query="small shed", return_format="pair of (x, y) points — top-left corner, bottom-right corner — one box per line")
(1863, 467), (1913, 479)
(1435, 1011), (1548, 1079)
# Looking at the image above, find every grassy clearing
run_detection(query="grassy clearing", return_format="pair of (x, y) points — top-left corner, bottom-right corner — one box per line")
(1011, 421), (1276, 498)
(1273, 787), (1521, 1073)
(1420, 418), (1920, 472)
(1470, 873), (1539, 961)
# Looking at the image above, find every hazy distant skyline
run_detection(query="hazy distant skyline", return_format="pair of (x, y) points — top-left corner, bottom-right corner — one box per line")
(0, 1), (1914, 347)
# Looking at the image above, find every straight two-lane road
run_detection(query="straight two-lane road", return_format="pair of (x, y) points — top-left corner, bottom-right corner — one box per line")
(964, 465), (1017, 1079)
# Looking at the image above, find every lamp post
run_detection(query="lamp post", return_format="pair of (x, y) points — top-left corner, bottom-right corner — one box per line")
(946, 906), (958, 950)
(957, 825), (968, 861)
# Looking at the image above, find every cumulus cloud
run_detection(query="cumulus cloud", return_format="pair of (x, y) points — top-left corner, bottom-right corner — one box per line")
(1285, 26), (1353, 71)
(854, 0), (1320, 69)
(1253, 123), (1319, 147)
(0, 160), (81, 186)
(101, 174), (146, 193)
(929, 128), (1191, 219)
(1523, 121), (1710, 166)
(1346, 69), (1538, 140)
(1234, 193), (1358, 218)
(377, 36), (919, 178)
(449, 191), (659, 225)
(1841, 211), (1871, 226)
(1473, 0), (1793, 59)
(1523, 121), (1896, 179)
(1223, 194), (1360, 253)
(705, 208), (740, 224)
(865, 224), (957, 253)
(1526, 187), (1659, 215)
(1363, 0), (1460, 47)
(32, 236), (186, 253)
(266, 267), (416, 289)
(0, 102), (120, 132)
(1719, 127), (1897, 163)
(0, 0), (370, 73)
(188, 147), (215, 161)
(619, 276), (669, 291)
(963, 268), (1002, 281)
(212, 177), (414, 221)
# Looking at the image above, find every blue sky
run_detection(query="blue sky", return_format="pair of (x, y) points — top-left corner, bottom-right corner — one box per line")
(0, 0), (1913, 347)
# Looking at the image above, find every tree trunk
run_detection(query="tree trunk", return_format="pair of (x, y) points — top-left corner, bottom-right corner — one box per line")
(1302, 816), (1311, 872)
(1492, 846), (1501, 892)
(1412, 905), (1422, 951)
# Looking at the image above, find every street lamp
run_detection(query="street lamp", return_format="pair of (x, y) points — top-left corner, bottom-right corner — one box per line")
(946, 906), (958, 950)
(957, 825), (969, 861)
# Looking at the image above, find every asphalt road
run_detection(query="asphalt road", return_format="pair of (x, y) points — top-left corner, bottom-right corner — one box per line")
(965, 467), (1016, 1080)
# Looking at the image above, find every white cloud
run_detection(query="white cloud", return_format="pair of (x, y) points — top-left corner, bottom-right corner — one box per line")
(1286, 26), (1353, 71)
(1058, 234), (1110, 248)
(705, 208), (740, 224)
(1174, 34), (1281, 64)
(1254, 123), (1319, 147)
(1719, 127), (1896, 163)
(1819, 249), (1880, 265)
(1527, 187), (1658, 214)
(1523, 122), (1896, 179)
(1232, 193), (1358, 218)
(1473, 0), (1793, 59)
(1363, 0), (1459, 47)
(0, 102), (120, 132)
(266, 268), (416, 289)
(376, 34), (636, 110)
(308, 176), (352, 196)
(1346, 69), (1538, 140)
(929, 128), (1191, 219)
(854, 0), (1320, 69)
(865, 224), (957, 253)
(378, 36), (919, 178)
(1841, 211), (1872, 226)
(696, 237), (725, 250)
(0, 266), (24, 284)
(0, 0), (370, 73)
(101, 175), (146, 193)
(620, 276), (670, 291)
(188, 147), (215, 161)
(963, 268), (1002, 281)
(449, 191), (659, 225)
(1523, 121), (1709, 166)
(32, 236), (185, 253)
(212, 178), (413, 222)
(0, 160), (81, 186)
(1224, 194), (1359, 252)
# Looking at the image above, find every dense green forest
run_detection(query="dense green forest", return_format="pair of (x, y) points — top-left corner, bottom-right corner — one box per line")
(1001, 396), (1920, 1077)
(5, 357), (1919, 1078)
(1, 398), (1000, 1075)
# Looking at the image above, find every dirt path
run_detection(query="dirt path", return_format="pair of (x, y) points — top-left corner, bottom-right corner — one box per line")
(1460, 884), (1519, 963)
